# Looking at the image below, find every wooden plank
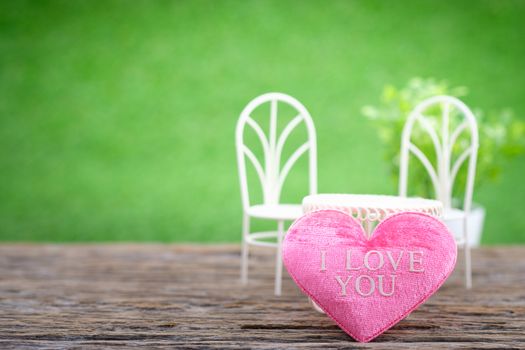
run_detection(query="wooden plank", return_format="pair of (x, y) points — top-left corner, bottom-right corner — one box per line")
(0, 244), (523, 349)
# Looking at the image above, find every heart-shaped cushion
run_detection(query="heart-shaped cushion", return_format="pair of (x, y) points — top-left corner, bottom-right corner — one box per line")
(283, 210), (457, 342)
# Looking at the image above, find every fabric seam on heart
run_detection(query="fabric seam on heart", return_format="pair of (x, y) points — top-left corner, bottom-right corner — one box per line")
(283, 210), (457, 342)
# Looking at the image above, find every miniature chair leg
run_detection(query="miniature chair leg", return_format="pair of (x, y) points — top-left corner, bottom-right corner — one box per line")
(465, 244), (472, 289)
(464, 216), (472, 289)
(274, 220), (285, 296)
(241, 214), (250, 285)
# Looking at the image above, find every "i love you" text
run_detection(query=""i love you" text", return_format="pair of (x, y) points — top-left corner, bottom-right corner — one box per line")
(319, 249), (425, 297)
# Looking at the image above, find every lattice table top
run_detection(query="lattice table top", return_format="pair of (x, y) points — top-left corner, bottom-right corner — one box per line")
(302, 194), (443, 224)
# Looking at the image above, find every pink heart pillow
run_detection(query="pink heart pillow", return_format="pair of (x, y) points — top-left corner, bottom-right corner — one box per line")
(283, 210), (457, 342)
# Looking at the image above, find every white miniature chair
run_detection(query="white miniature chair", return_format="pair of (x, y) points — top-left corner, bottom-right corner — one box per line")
(399, 95), (479, 288)
(236, 92), (317, 296)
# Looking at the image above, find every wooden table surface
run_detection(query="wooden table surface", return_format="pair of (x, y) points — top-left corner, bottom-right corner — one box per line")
(0, 244), (524, 349)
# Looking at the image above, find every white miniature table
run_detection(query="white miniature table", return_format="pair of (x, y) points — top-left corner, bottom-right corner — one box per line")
(302, 194), (443, 236)
(301, 193), (444, 313)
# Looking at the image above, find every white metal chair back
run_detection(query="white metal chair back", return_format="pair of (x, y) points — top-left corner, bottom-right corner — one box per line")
(236, 93), (317, 209)
(399, 95), (479, 213)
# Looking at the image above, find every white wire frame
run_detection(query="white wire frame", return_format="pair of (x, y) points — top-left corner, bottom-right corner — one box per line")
(399, 95), (479, 288)
(236, 92), (317, 296)
(236, 93), (317, 209)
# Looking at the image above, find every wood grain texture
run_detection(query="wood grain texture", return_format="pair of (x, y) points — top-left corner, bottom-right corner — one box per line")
(0, 244), (524, 349)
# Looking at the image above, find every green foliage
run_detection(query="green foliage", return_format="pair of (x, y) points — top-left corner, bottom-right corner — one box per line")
(363, 78), (525, 201)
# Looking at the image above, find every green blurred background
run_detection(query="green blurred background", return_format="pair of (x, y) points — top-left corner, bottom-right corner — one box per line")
(1, 0), (524, 243)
